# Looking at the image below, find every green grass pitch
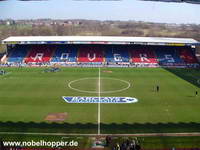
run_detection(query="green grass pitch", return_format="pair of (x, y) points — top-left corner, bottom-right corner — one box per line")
(0, 67), (200, 134)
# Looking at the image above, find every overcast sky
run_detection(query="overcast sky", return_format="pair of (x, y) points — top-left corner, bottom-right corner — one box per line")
(0, 0), (200, 24)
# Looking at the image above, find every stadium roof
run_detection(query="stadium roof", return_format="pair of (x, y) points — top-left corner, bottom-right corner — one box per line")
(2, 36), (199, 46)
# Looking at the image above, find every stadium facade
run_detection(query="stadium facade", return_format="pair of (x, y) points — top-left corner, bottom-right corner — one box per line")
(0, 36), (200, 68)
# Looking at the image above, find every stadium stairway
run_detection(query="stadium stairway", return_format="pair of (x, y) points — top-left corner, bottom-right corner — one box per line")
(0, 54), (7, 63)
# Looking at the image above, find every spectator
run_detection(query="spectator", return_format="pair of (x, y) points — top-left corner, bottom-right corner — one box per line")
(105, 136), (112, 146)
(116, 143), (120, 150)
(156, 85), (160, 92)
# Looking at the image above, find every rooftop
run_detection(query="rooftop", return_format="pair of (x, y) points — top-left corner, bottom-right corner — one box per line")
(2, 36), (199, 45)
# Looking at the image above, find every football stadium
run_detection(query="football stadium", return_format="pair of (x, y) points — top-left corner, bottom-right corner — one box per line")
(0, 36), (200, 149)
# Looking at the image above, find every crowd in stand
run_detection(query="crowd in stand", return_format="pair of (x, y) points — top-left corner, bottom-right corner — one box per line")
(105, 136), (141, 150)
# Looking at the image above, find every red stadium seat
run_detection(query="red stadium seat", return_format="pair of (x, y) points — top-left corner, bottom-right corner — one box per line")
(78, 46), (104, 62)
(130, 48), (158, 63)
(179, 48), (198, 64)
(25, 45), (55, 63)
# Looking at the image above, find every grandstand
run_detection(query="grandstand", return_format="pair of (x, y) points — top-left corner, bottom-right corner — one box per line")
(1, 36), (200, 67)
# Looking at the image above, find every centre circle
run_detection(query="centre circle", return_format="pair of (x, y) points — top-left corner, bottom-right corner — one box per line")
(68, 77), (131, 93)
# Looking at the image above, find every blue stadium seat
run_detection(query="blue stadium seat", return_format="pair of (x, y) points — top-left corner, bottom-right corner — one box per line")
(155, 47), (184, 64)
(7, 45), (29, 62)
(51, 45), (78, 62)
(105, 46), (130, 62)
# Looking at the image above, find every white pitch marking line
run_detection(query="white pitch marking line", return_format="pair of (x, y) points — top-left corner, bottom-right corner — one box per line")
(68, 77), (131, 94)
(98, 67), (101, 135)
